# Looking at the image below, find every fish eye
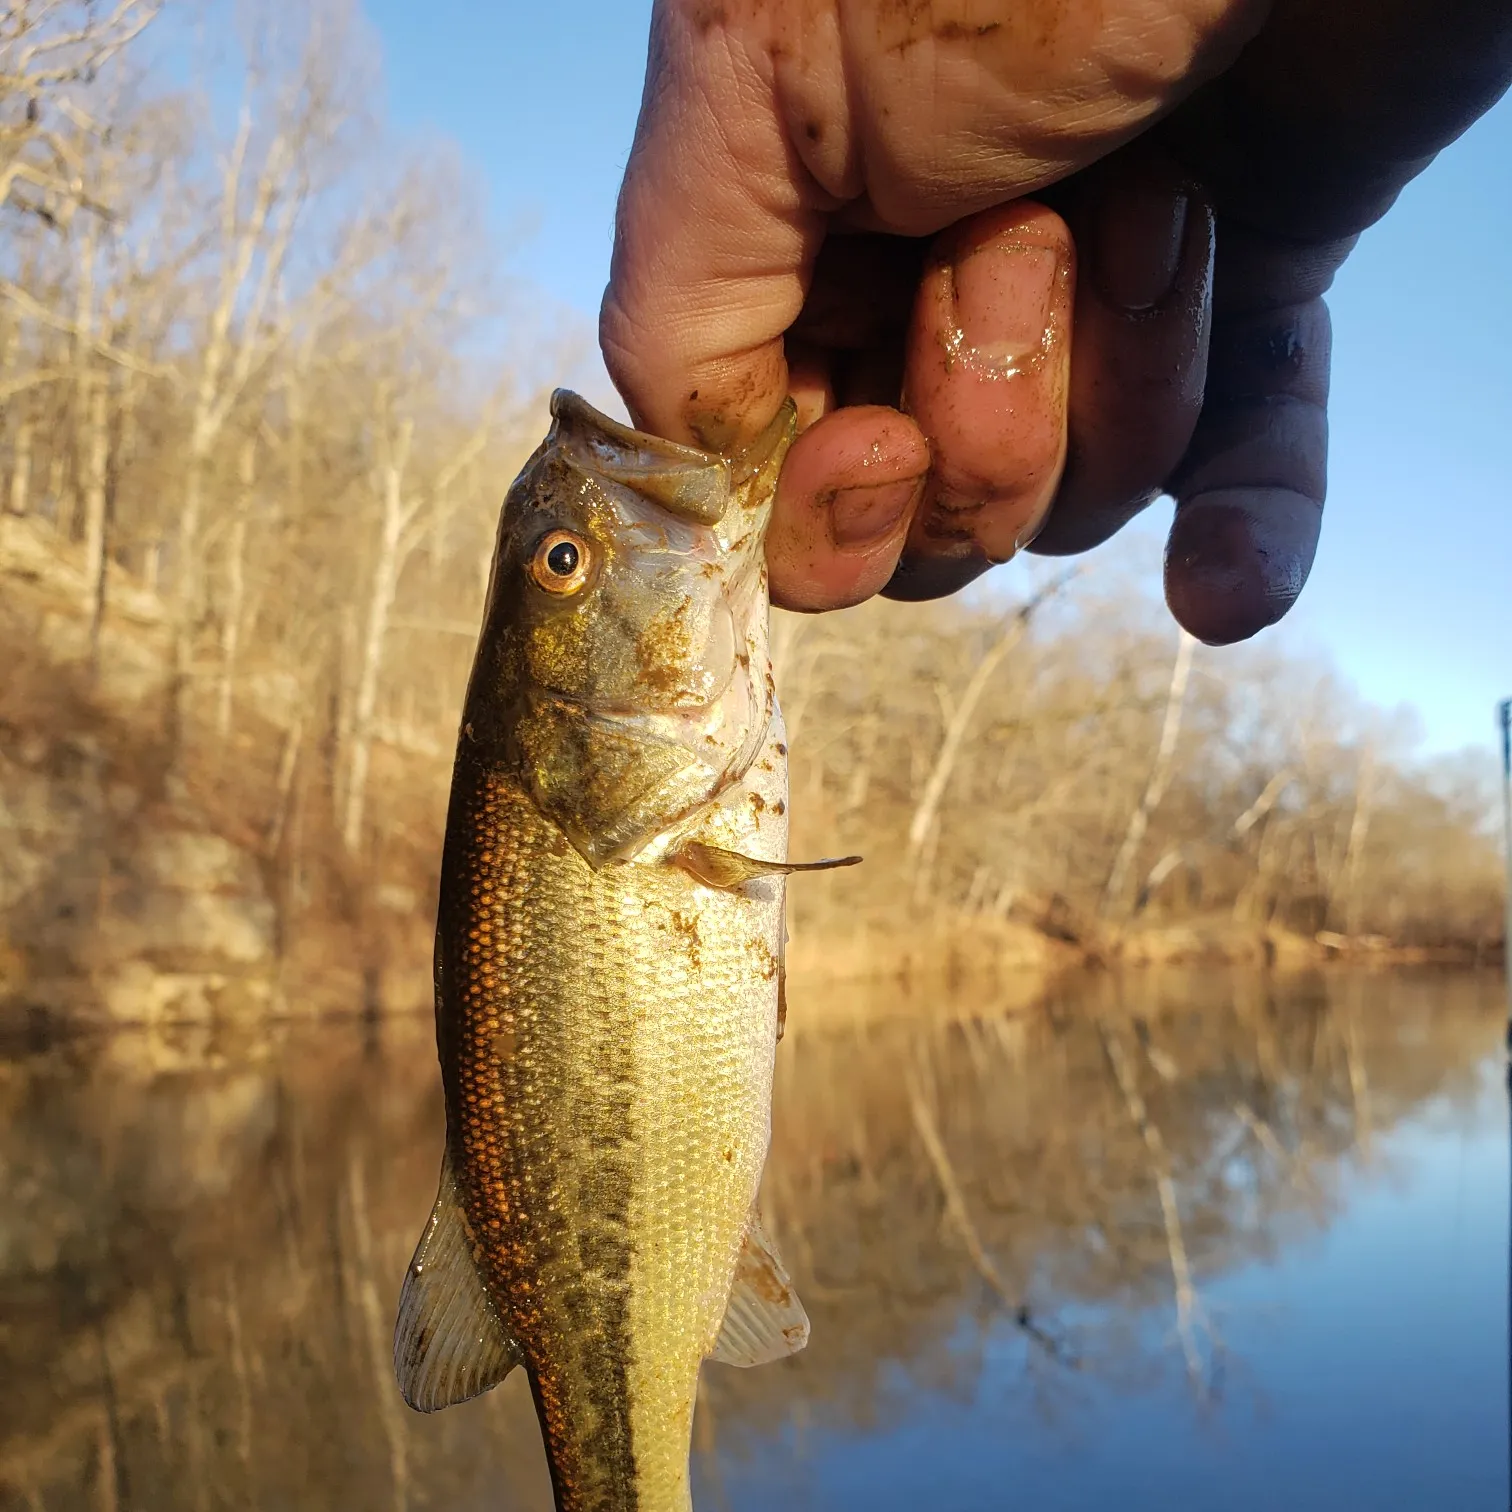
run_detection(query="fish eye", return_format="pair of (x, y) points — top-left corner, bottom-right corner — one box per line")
(529, 529), (593, 595)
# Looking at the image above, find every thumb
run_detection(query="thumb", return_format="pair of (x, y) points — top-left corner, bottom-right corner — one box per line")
(599, 2), (824, 451)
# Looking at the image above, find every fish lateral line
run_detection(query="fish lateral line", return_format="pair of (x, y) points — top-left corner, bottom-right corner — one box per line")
(670, 841), (862, 891)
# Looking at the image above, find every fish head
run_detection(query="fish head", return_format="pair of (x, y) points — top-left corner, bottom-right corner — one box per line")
(467, 390), (795, 866)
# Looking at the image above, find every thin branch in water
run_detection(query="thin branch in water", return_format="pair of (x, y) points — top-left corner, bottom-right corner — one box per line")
(904, 1060), (1079, 1367)
(1233, 1100), (1323, 1200)
(1099, 1017), (1223, 1401)
(345, 1150), (411, 1512)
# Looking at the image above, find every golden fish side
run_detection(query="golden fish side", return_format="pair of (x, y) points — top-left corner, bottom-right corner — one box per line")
(393, 391), (818, 1512)
(436, 725), (789, 1511)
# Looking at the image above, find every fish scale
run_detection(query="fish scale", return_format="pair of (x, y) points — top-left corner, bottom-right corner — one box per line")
(439, 744), (781, 1509)
(394, 392), (842, 1512)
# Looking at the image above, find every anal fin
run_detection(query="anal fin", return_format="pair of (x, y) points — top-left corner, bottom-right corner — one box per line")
(709, 1205), (810, 1367)
(394, 1149), (522, 1412)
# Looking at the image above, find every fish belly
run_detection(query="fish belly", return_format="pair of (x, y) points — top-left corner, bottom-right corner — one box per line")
(437, 736), (786, 1510)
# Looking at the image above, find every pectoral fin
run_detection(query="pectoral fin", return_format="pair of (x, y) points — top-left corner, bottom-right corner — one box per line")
(709, 1205), (810, 1367)
(673, 841), (861, 891)
(394, 1150), (522, 1412)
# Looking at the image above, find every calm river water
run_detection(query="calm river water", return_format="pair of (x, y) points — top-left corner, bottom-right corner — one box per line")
(0, 969), (1506, 1510)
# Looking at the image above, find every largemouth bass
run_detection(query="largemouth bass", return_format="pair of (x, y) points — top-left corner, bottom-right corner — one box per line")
(393, 391), (854, 1511)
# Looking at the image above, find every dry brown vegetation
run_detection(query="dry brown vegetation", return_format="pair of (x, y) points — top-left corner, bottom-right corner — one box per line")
(777, 586), (1508, 969)
(0, 1), (567, 1018)
(0, 2), (1504, 1025)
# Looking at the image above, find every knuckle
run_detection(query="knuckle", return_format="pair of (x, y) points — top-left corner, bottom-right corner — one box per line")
(1206, 298), (1331, 406)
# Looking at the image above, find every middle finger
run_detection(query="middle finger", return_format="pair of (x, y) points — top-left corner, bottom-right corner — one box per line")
(883, 201), (1076, 602)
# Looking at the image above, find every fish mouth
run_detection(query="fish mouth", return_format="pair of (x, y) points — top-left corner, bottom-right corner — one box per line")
(548, 390), (796, 530)
(550, 391), (732, 526)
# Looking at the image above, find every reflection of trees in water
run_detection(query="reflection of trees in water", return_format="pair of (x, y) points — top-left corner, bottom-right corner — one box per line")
(0, 1023), (554, 1512)
(703, 970), (1499, 1450)
(0, 971), (1499, 1510)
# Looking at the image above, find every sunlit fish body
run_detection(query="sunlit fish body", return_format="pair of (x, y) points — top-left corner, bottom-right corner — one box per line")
(393, 391), (854, 1511)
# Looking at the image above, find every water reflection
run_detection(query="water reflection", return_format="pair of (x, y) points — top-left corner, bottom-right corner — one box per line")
(0, 970), (1504, 1511)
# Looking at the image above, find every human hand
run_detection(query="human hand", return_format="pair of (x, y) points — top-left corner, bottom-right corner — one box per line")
(601, 0), (1512, 642)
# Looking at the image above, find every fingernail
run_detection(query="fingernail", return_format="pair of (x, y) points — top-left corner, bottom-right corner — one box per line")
(1095, 183), (1187, 313)
(828, 476), (922, 549)
(952, 241), (1059, 368)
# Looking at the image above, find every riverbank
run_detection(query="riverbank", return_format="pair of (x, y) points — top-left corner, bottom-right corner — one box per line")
(786, 907), (1500, 1001)
(2, 518), (1502, 1036)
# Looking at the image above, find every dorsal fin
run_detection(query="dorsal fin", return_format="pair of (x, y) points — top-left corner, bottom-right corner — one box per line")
(709, 1204), (810, 1367)
(393, 1150), (522, 1411)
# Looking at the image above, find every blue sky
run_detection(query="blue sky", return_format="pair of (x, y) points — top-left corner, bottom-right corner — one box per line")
(362, 0), (1511, 758)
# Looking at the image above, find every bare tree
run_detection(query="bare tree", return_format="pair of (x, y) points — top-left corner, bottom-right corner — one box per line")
(905, 573), (1073, 897)
(1102, 629), (1196, 916)
(0, 0), (1500, 992)
(0, 0), (160, 219)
